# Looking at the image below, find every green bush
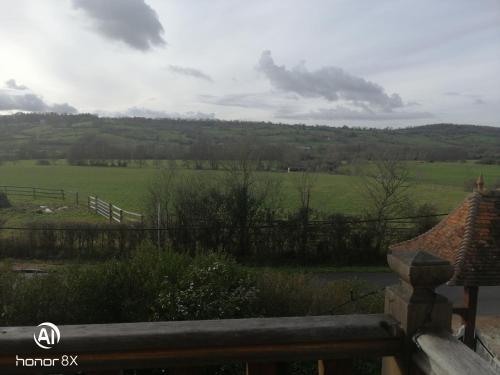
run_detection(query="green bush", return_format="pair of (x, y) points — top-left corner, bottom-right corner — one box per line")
(0, 245), (383, 326)
(253, 271), (383, 317)
(0, 247), (383, 374)
(154, 253), (259, 321)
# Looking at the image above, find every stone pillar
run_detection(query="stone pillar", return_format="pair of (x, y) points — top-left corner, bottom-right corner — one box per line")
(382, 250), (453, 375)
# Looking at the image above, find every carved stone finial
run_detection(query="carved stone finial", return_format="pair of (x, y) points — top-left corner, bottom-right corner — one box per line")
(388, 250), (453, 290)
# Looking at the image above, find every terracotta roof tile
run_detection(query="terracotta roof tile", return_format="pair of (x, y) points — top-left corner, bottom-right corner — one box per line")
(391, 188), (500, 286)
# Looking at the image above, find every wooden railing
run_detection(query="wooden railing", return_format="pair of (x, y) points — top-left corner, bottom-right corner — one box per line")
(0, 185), (65, 200)
(88, 195), (143, 224)
(0, 314), (402, 374)
(0, 250), (497, 374)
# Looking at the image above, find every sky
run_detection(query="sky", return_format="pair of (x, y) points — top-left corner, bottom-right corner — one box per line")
(0, 0), (499, 127)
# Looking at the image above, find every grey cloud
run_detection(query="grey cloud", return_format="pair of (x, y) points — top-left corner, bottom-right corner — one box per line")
(276, 106), (433, 121)
(199, 93), (275, 109)
(168, 65), (213, 82)
(49, 103), (79, 113)
(444, 92), (486, 105)
(109, 107), (215, 119)
(257, 51), (404, 111)
(0, 81), (77, 114)
(5, 79), (28, 90)
(72, 0), (166, 51)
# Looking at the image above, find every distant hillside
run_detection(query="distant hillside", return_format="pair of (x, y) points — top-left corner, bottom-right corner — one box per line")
(0, 113), (499, 168)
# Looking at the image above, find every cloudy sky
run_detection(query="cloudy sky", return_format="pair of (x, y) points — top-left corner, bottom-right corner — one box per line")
(0, 0), (499, 127)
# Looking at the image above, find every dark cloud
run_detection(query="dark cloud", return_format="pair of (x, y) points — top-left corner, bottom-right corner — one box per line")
(257, 51), (404, 111)
(72, 0), (166, 51)
(168, 65), (213, 82)
(109, 107), (215, 119)
(0, 80), (77, 114)
(474, 98), (485, 105)
(276, 106), (434, 121)
(5, 79), (28, 90)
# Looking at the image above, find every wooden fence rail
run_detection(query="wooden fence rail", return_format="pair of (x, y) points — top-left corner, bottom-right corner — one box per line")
(88, 195), (143, 224)
(0, 314), (402, 374)
(0, 185), (65, 200)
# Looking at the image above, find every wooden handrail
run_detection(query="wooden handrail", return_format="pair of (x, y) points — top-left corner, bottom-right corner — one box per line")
(413, 330), (499, 375)
(0, 314), (402, 373)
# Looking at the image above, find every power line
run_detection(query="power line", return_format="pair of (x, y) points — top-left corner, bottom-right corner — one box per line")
(320, 286), (386, 315)
(0, 213), (448, 232)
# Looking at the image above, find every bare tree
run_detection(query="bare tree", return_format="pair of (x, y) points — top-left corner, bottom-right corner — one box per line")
(294, 170), (316, 259)
(146, 165), (178, 229)
(360, 158), (411, 251)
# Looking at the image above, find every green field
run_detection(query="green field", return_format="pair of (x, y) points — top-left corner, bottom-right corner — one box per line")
(2, 160), (500, 224)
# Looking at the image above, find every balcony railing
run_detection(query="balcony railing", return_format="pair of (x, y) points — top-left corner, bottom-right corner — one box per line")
(0, 250), (497, 375)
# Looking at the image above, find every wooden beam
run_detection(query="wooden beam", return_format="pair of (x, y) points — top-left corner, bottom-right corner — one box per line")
(0, 315), (402, 373)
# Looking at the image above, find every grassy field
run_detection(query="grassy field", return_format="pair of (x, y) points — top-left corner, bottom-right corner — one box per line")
(1, 160), (500, 225)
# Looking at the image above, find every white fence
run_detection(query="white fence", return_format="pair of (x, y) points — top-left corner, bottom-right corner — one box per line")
(88, 196), (143, 224)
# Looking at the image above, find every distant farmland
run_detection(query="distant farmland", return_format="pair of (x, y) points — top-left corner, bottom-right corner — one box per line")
(2, 160), (499, 217)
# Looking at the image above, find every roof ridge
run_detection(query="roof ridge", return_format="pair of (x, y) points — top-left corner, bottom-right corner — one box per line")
(450, 191), (481, 284)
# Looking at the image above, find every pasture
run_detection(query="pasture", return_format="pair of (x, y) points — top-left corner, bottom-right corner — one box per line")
(1, 160), (499, 222)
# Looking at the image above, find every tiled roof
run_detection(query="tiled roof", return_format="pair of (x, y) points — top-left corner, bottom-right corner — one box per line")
(391, 183), (500, 286)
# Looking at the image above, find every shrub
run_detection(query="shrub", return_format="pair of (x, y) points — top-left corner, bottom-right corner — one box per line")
(154, 253), (258, 321)
(0, 246), (383, 327)
(0, 192), (11, 208)
(253, 270), (383, 317)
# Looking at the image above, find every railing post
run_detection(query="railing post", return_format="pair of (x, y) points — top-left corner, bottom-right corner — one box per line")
(109, 202), (113, 223)
(382, 250), (453, 375)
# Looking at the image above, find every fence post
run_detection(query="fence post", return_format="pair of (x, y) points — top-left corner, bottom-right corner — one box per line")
(109, 202), (113, 223)
(32, 187), (36, 199)
(119, 209), (123, 223)
(75, 192), (79, 206)
(381, 250), (453, 375)
(95, 196), (98, 214)
(61, 189), (65, 201)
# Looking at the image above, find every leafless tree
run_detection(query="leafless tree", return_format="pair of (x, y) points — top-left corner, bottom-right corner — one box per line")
(359, 157), (411, 250)
(294, 170), (316, 259)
